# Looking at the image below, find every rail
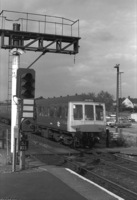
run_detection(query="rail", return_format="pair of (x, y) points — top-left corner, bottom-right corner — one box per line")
(29, 133), (137, 200)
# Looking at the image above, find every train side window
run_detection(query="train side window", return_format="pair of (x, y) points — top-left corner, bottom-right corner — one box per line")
(61, 107), (65, 118)
(57, 106), (62, 118)
(73, 105), (83, 120)
(42, 106), (45, 116)
(47, 107), (50, 116)
(95, 105), (104, 121)
(44, 107), (48, 116)
(49, 107), (54, 117)
(65, 106), (68, 118)
(85, 105), (94, 120)
(54, 107), (57, 117)
(42, 107), (46, 116)
(37, 106), (42, 116)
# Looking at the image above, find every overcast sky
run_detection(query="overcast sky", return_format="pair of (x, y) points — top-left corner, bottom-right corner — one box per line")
(0, 0), (136, 101)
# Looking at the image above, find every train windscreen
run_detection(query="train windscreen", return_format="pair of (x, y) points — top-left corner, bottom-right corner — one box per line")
(95, 105), (104, 121)
(73, 105), (83, 120)
(85, 105), (94, 120)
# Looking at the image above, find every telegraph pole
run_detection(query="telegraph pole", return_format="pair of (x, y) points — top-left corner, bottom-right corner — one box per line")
(119, 72), (124, 113)
(114, 64), (120, 132)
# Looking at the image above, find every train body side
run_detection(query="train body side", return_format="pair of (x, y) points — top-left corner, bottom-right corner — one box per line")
(0, 103), (11, 125)
(0, 96), (106, 147)
(36, 99), (106, 133)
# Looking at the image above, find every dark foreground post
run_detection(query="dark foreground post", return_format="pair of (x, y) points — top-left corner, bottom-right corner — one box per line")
(106, 128), (110, 148)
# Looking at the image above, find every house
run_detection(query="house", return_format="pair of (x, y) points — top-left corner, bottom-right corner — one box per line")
(122, 97), (134, 108)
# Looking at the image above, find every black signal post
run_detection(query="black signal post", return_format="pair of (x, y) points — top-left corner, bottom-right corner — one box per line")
(16, 68), (35, 170)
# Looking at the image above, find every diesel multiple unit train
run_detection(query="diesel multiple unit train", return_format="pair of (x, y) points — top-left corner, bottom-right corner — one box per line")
(0, 103), (11, 125)
(0, 95), (106, 148)
(0, 95), (106, 147)
(35, 95), (106, 147)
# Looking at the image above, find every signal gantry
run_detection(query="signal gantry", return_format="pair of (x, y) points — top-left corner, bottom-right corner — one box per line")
(0, 10), (80, 55)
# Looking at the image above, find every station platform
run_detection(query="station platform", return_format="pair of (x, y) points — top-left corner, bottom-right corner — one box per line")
(0, 154), (124, 200)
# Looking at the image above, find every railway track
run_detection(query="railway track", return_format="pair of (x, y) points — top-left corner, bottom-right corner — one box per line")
(81, 168), (137, 200)
(28, 133), (137, 200)
(66, 154), (137, 200)
(1, 127), (136, 200)
(66, 161), (137, 200)
(100, 153), (137, 174)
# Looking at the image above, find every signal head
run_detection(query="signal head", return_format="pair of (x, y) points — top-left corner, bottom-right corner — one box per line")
(16, 68), (35, 99)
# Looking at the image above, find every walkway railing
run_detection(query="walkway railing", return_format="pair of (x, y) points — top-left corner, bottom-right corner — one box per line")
(0, 10), (80, 37)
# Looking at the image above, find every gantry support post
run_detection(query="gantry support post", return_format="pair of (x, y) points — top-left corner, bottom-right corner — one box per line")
(10, 23), (24, 172)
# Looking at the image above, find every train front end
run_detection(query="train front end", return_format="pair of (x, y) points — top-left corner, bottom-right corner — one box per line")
(67, 101), (106, 147)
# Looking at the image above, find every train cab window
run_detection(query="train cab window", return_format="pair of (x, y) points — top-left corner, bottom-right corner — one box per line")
(95, 105), (104, 121)
(73, 105), (83, 120)
(85, 105), (94, 120)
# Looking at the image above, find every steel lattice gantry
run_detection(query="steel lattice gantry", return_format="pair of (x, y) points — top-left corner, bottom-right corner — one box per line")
(0, 29), (80, 54)
(0, 10), (80, 55)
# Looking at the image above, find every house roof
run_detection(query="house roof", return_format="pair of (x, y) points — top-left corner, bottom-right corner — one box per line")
(122, 98), (134, 108)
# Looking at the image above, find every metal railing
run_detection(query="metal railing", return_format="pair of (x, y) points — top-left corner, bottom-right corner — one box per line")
(0, 10), (80, 37)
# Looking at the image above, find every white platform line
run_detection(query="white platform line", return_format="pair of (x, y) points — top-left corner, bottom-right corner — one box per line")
(66, 168), (124, 200)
